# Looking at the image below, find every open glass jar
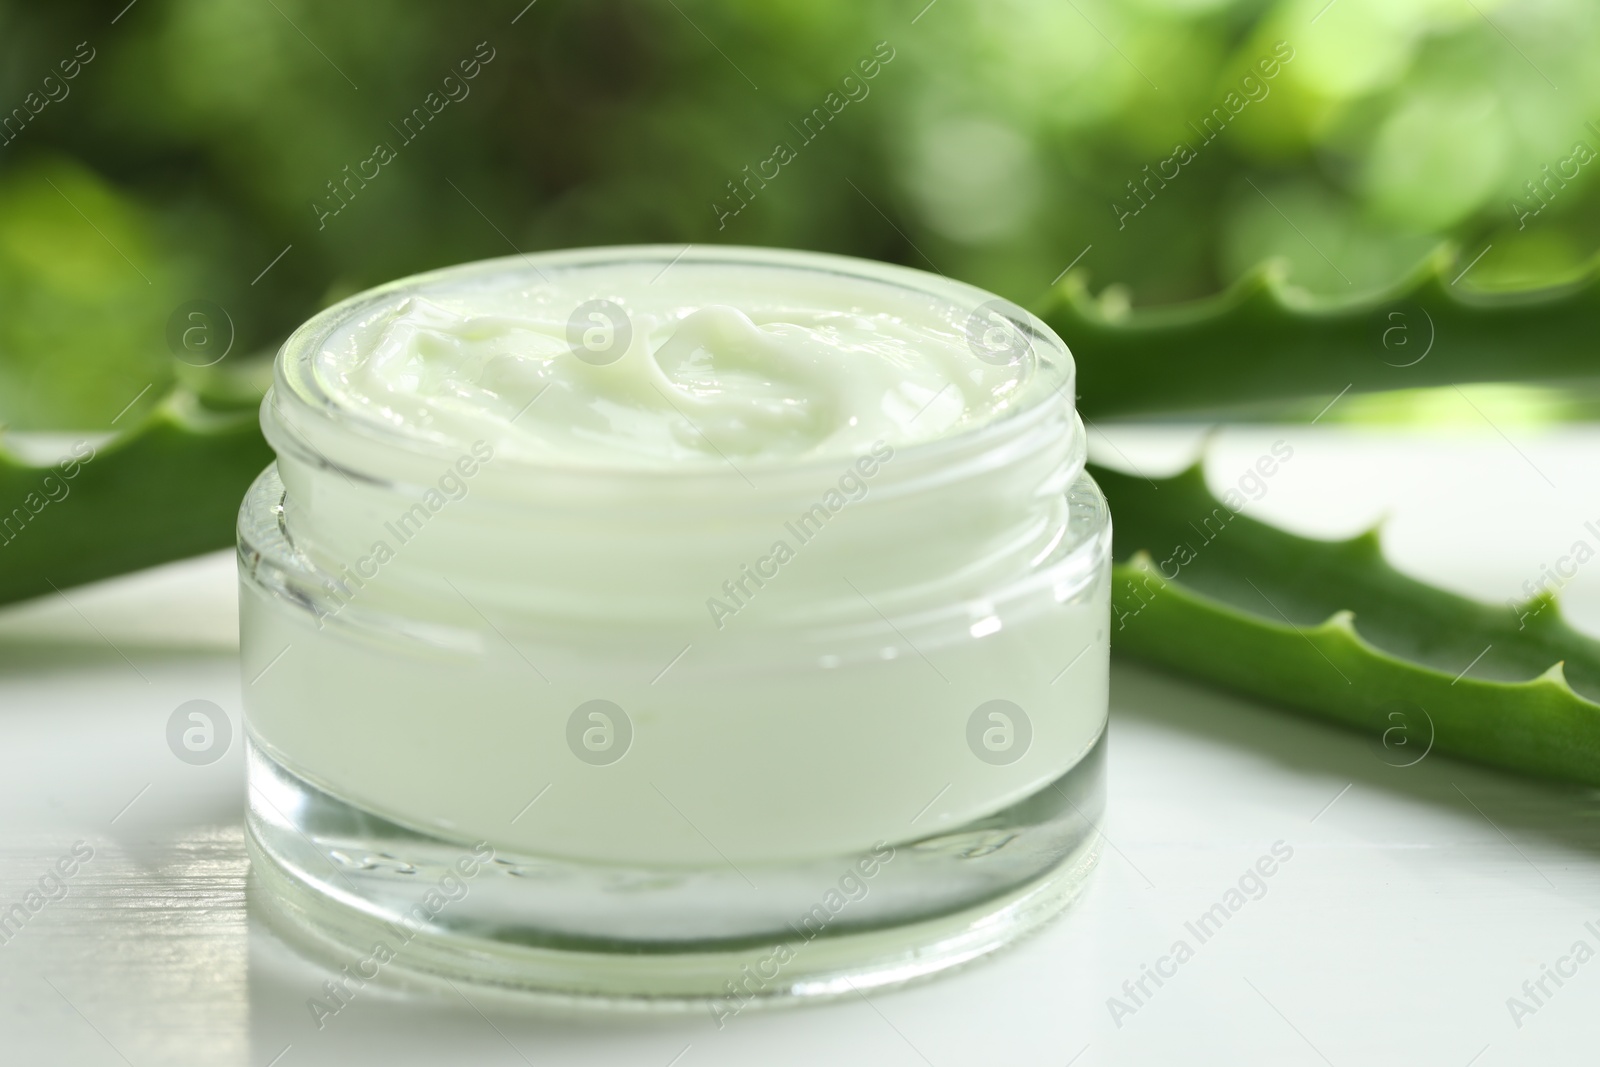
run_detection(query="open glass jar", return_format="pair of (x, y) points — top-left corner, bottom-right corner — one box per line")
(239, 245), (1110, 1005)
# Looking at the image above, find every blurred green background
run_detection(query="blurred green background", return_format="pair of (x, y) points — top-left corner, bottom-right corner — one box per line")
(0, 0), (1595, 431)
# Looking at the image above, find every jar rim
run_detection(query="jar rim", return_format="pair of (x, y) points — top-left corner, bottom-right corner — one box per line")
(267, 244), (1076, 487)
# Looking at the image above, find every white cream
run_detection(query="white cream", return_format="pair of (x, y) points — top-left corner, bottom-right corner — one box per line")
(242, 247), (1110, 868)
(305, 259), (1041, 467)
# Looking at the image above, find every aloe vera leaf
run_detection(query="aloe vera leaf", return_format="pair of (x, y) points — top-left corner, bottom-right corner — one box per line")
(1044, 250), (1600, 419)
(0, 391), (270, 608)
(0, 158), (191, 431)
(1094, 460), (1600, 785)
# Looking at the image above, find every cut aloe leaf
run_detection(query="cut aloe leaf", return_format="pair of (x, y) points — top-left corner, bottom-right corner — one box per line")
(1044, 249), (1600, 419)
(0, 391), (271, 608)
(1094, 460), (1600, 785)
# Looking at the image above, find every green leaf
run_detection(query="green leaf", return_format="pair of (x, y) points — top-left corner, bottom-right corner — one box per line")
(1095, 460), (1600, 786)
(1044, 249), (1600, 419)
(0, 390), (271, 606)
(0, 157), (189, 430)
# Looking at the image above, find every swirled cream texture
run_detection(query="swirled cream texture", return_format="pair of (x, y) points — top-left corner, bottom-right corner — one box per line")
(311, 259), (1041, 466)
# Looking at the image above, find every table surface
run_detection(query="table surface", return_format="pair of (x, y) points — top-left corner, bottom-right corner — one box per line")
(2, 423), (1598, 1067)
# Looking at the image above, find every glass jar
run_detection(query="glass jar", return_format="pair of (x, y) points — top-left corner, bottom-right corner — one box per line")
(239, 246), (1111, 1005)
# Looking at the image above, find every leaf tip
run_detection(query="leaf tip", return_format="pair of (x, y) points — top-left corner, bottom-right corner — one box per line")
(1512, 589), (1564, 632)
(1536, 659), (1571, 689)
(1322, 608), (1358, 631)
(1127, 548), (1158, 571)
(1343, 521), (1387, 558)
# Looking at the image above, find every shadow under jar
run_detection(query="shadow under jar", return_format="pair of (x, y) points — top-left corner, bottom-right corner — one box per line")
(238, 245), (1111, 1006)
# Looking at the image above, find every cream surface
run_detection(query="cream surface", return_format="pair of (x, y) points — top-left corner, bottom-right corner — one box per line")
(311, 260), (1038, 466)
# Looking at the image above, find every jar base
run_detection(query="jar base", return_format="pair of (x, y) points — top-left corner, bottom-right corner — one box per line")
(245, 734), (1104, 1007)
